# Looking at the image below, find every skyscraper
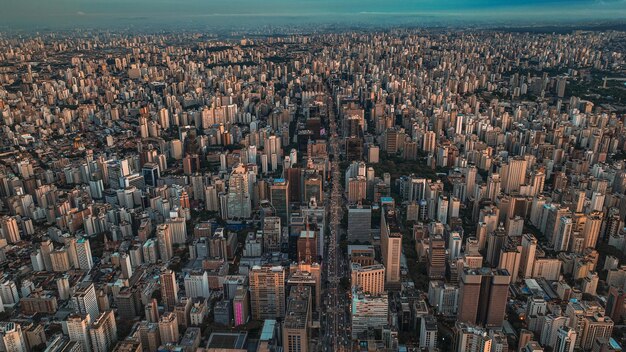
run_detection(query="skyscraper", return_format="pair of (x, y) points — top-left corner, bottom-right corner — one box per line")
(76, 238), (93, 271)
(89, 310), (118, 352)
(227, 164), (252, 219)
(71, 282), (99, 322)
(249, 265), (286, 320)
(428, 234), (447, 280)
(158, 312), (180, 344)
(554, 326), (576, 352)
(67, 314), (92, 352)
(270, 178), (290, 225)
(381, 208), (402, 286)
(157, 224), (173, 262)
(520, 234), (537, 279)
(282, 286), (311, 352)
(457, 268), (511, 328)
(160, 269), (179, 311)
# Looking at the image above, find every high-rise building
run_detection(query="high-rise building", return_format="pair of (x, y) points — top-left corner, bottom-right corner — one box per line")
(554, 326), (576, 352)
(137, 322), (161, 352)
(75, 238), (93, 271)
(351, 288), (389, 339)
(160, 269), (179, 311)
(348, 204), (371, 243)
(233, 286), (250, 326)
(282, 286), (311, 352)
(303, 172), (323, 204)
(351, 262), (385, 295)
(381, 208), (402, 286)
(263, 217), (282, 253)
(501, 157), (527, 194)
(249, 266), (286, 320)
(67, 314), (92, 352)
(453, 322), (493, 352)
(89, 310), (117, 352)
(270, 179), (290, 225)
(184, 271), (210, 299)
(0, 216), (20, 244)
(457, 268), (511, 328)
(429, 234), (447, 280)
(581, 315), (614, 350)
(420, 315), (438, 350)
(520, 234), (537, 279)
(0, 322), (27, 352)
(156, 224), (173, 262)
(158, 312), (180, 345)
(227, 164), (252, 219)
(71, 282), (99, 322)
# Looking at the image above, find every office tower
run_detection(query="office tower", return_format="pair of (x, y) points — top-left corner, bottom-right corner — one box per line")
(89, 311), (117, 352)
(501, 157), (527, 193)
(437, 195), (449, 224)
(449, 232), (462, 261)
(350, 262), (385, 295)
(249, 266), (286, 320)
(158, 312), (180, 344)
(520, 234), (537, 279)
(0, 216), (20, 244)
(157, 224), (173, 262)
(142, 163), (160, 187)
(72, 282), (99, 322)
(486, 228), (506, 267)
(0, 322), (27, 352)
(160, 269), (179, 311)
(554, 326), (576, 352)
(184, 271), (210, 298)
(348, 204), (372, 242)
(75, 238), (93, 271)
(233, 286), (250, 326)
(67, 314), (92, 352)
(263, 217), (282, 253)
(457, 268), (511, 328)
(282, 286), (311, 352)
(303, 172), (323, 204)
(270, 178), (290, 224)
(429, 234), (447, 280)
(351, 288), (389, 339)
(381, 208), (402, 286)
(227, 164), (252, 219)
(420, 315), (438, 350)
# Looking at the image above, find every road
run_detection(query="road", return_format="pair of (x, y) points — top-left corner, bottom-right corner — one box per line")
(320, 79), (352, 352)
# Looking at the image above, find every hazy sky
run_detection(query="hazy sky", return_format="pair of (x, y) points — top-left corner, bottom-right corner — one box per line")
(2, 0), (626, 30)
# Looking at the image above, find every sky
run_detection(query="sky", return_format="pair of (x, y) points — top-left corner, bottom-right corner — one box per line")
(1, 0), (626, 31)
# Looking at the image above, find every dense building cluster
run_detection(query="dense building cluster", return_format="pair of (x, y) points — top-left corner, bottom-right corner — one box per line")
(0, 28), (625, 352)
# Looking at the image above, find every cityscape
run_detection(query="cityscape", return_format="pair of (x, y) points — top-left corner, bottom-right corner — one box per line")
(1, 1), (626, 352)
